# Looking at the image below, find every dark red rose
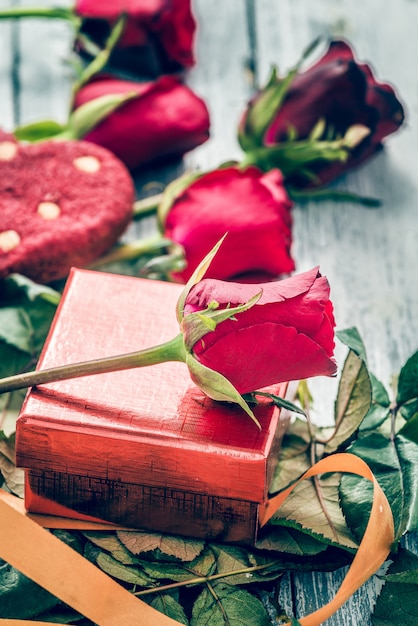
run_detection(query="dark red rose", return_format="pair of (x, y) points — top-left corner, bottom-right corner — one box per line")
(75, 0), (196, 74)
(73, 75), (210, 170)
(183, 266), (337, 394)
(161, 166), (295, 282)
(239, 39), (405, 187)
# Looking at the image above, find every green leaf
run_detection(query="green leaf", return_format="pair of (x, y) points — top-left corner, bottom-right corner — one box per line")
(324, 349), (372, 454)
(93, 550), (152, 586)
(209, 545), (281, 586)
(255, 525), (330, 556)
(340, 432), (418, 541)
(359, 372), (391, 433)
(141, 549), (216, 582)
(246, 391), (306, 416)
(148, 594), (189, 625)
(191, 582), (271, 626)
(400, 399), (418, 421)
(398, 412), (418, 444)
(372, 548), (418, 625)
(0, 560), (60, 619)
(0, 274), (59, 357)
(336, 327), (368, 362)
(396, 350), (418, 408)
(0, 307), (33, 354)
(0, 276), (59, 436)
(0, 343), (28, 381)
(117, 531), (205, 562)
(13, 119), (66, 142)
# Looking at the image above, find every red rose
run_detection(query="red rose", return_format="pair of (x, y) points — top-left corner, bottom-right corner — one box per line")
(75, 0), (196, 73)
(161, 166), (295, 282)
(183, 266), (337, 394)
(239, 39), (405, 187)
(73, 75), (210, 170)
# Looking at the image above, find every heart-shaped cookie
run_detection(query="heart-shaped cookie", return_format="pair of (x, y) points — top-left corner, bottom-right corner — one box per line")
(0, 132), (135, 283)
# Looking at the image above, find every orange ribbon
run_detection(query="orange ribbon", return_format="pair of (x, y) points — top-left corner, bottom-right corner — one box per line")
(0, 452), (394, 626)
(260, 453), (395, 625)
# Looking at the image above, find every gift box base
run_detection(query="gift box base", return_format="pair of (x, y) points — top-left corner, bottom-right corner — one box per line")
(25, 469), (261, 543)
(16, 269), (290, 544)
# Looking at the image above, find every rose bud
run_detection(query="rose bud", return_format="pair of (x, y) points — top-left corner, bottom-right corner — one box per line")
(0, 239), (336, 428)
(72, 75), (210, 170)
(238, 38), (405, 188)
(75, 0), (196, 74)
(181, 265), (337, 395)
(159, 165), (295, 282)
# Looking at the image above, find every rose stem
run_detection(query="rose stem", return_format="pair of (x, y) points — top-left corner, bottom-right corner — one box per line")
(0, 335), (186, 394)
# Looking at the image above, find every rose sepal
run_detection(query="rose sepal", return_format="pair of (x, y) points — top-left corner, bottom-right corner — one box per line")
(157, 170), (205, 229)
(238, 37), (322, 151)
(240, 123), (370, 181)
(185, 354), (261, 428)
(65, 91), (139, 140)
(238, 66), (298, 151)
(71, 14), (127, 98)
(176, 235), (228, 323)
(180, 292), (262, 349)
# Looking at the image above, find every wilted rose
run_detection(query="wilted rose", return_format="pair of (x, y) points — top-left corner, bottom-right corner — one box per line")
(160, 165), (295, 282)
(75, 0), (196, 74)
(73, 75), (210, 170)
(182, 266), (337, 394)
(238, 39), (405, 188)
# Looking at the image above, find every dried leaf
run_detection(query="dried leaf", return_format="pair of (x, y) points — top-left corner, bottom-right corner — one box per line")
(94, 550), (152, 586)
(0, 439), (24, 497)
(268, 419), (357, 550)
(0, 388), (27, 438)
(117, 530), (204, 562)
(325, 350), (372, 454)
(255, 525), (328, 556)
(83, 531), (139, 565)
(268, 471), (358, 550)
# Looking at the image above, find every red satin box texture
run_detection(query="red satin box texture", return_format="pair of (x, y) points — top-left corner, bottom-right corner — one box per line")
(15, 269), (289, 544)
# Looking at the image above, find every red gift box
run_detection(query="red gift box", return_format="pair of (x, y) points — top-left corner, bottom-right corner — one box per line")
(16, 269), (289, 544)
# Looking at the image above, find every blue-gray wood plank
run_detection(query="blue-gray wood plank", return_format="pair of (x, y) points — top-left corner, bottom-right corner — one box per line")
(1, 0), (417, 624)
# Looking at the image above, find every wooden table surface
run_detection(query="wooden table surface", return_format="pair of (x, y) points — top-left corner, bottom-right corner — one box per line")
(1, 0), (418, 624)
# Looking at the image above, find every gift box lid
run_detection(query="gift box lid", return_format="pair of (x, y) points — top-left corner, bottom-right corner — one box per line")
(16, 269), (288, 504)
